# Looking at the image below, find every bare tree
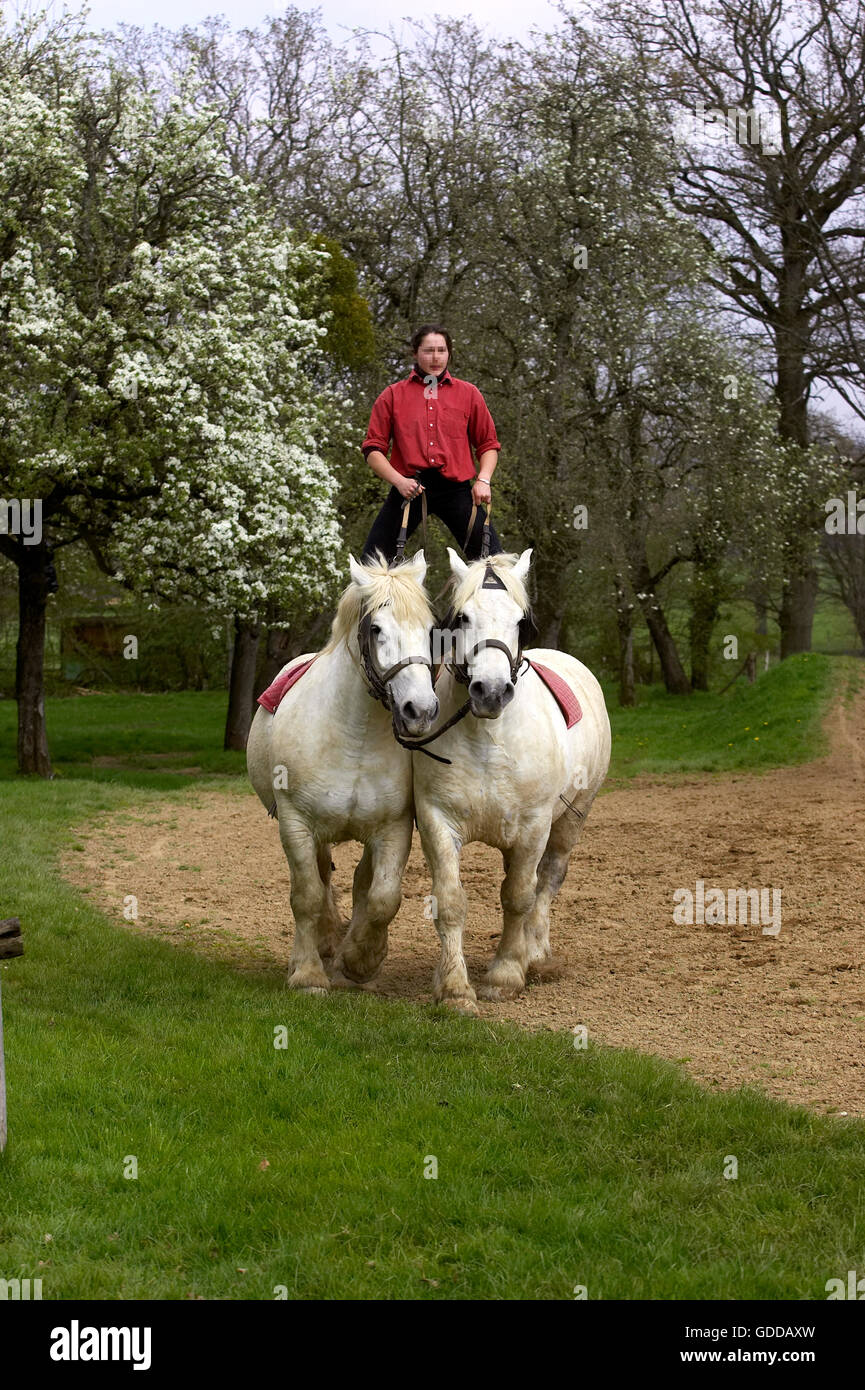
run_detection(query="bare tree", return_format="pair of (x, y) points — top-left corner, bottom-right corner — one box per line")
(603, 0), (865, 656)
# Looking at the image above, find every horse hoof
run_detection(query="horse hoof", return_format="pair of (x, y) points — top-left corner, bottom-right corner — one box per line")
(478, 981), (524, 1002)
(477, 982), (504, 1002)
(329, 969), (373, 992)
(287, 972), (329, 995)
(439, 996), (480, 1018)
(480, 963), (526, 1000)
(335, 944), (386, 984)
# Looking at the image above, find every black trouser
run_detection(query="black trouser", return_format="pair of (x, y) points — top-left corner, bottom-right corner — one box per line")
(361, 469), (502, 564)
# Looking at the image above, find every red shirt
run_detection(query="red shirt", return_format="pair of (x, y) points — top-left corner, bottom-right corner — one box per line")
(361, 366), (501, 482)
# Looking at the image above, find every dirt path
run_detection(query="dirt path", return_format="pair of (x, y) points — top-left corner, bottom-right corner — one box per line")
(63, 682), (865, 1116)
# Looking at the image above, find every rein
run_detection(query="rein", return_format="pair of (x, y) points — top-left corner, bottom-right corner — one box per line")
(463, 494), (493, 559)
(393, 491), (428, 566)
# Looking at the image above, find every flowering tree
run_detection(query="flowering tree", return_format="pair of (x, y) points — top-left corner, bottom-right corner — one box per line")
(0, 14), (346, 773)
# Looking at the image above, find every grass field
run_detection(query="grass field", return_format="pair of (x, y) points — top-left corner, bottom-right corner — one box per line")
(0, 654), (863, 1299)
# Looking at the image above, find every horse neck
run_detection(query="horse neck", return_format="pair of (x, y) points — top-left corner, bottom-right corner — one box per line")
(322, 634), (389, 733)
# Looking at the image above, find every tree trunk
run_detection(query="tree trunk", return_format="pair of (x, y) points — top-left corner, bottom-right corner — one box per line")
(639, 595), (691, 694)
(261, 626), (293, 689)
(258, 611), (331, 690)
(689, 565), (721, 692)
(775, 322), (816, 657)
(631, 555), (691, 694)
(224, 616), (260, 751)
(614, 579), (635, 707)
(16, 542), (56, 777)
(530, 547), (568, 650)
(779, 567), (818, 658)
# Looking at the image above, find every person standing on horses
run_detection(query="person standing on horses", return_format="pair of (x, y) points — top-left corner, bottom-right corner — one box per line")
(360, 323), (503, 563)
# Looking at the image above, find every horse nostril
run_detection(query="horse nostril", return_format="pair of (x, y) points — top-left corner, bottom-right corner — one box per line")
(469, 680), (486, 701)
(404, 701), (418, 722)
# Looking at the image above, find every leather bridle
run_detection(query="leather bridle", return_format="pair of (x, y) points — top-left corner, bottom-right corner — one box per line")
(438, 565), (536, 688)
(356, 610), (434, 710)
(395, 565), (537, 763)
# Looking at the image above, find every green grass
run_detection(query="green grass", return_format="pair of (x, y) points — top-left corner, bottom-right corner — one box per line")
(0, 653), (862, 1298)
(606, 652), (851, 780)
(1, 777), (864, 1300)
(0, 690), (245, 787)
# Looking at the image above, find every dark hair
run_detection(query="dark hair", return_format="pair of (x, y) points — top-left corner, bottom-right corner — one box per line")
(410, 323), (453, 358)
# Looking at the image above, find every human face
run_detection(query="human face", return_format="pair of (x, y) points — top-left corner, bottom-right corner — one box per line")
(414, 333), (449, 379)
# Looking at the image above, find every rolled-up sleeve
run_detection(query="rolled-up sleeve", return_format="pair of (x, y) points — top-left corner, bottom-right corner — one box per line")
(468, 386), (501, 458)
(361, 386), (394, 459)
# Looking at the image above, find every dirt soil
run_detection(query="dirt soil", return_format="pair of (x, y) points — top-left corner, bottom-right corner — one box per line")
(62, 685), (865, 1116)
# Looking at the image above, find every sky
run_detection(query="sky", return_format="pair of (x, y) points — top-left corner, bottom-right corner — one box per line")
(52, 0), (560, 42)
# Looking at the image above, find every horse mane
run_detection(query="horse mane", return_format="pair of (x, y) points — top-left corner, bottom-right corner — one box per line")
(449, 552), (531, 618)
(322, 552), (434, 654)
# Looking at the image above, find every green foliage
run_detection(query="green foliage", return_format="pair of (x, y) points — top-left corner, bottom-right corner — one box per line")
(299, 233), (377, 370)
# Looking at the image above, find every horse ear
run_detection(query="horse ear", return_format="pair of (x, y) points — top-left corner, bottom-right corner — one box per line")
(512, 548), (533, 583)
(349, 554), (373, 587)
(447, 547), (469, 581)
(405, 549), (428, 584)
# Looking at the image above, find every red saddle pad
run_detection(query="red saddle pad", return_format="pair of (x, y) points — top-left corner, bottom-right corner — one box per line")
(529, 660), (582, 728)
(257, 657), (317, 714)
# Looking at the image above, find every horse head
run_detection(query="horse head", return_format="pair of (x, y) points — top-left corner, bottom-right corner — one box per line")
(442, 547), (536, 718)
(346, 550), (440, 738)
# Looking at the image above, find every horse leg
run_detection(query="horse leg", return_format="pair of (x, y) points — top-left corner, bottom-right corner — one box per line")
(279, 811), (330, 994)
(348, 843), (374, 931)
(315, 843), (344, 961)
(478, 827), (548, 1001)
(417, 814), (477, 1016)
(333, 823), (410, 984)
(524, 800), (591, 969)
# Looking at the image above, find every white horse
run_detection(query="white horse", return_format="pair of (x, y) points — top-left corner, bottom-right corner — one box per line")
(247, 551), (439, 994)
(412, 547), (611, 1015)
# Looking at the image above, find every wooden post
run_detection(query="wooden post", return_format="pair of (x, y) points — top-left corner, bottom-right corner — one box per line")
(0, 919), (23, 1154)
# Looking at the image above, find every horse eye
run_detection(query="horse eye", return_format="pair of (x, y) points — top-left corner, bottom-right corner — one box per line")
(370, 623), (382, 637)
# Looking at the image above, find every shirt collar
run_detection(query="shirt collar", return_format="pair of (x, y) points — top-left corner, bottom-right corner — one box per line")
(410, 363), (451, 385)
